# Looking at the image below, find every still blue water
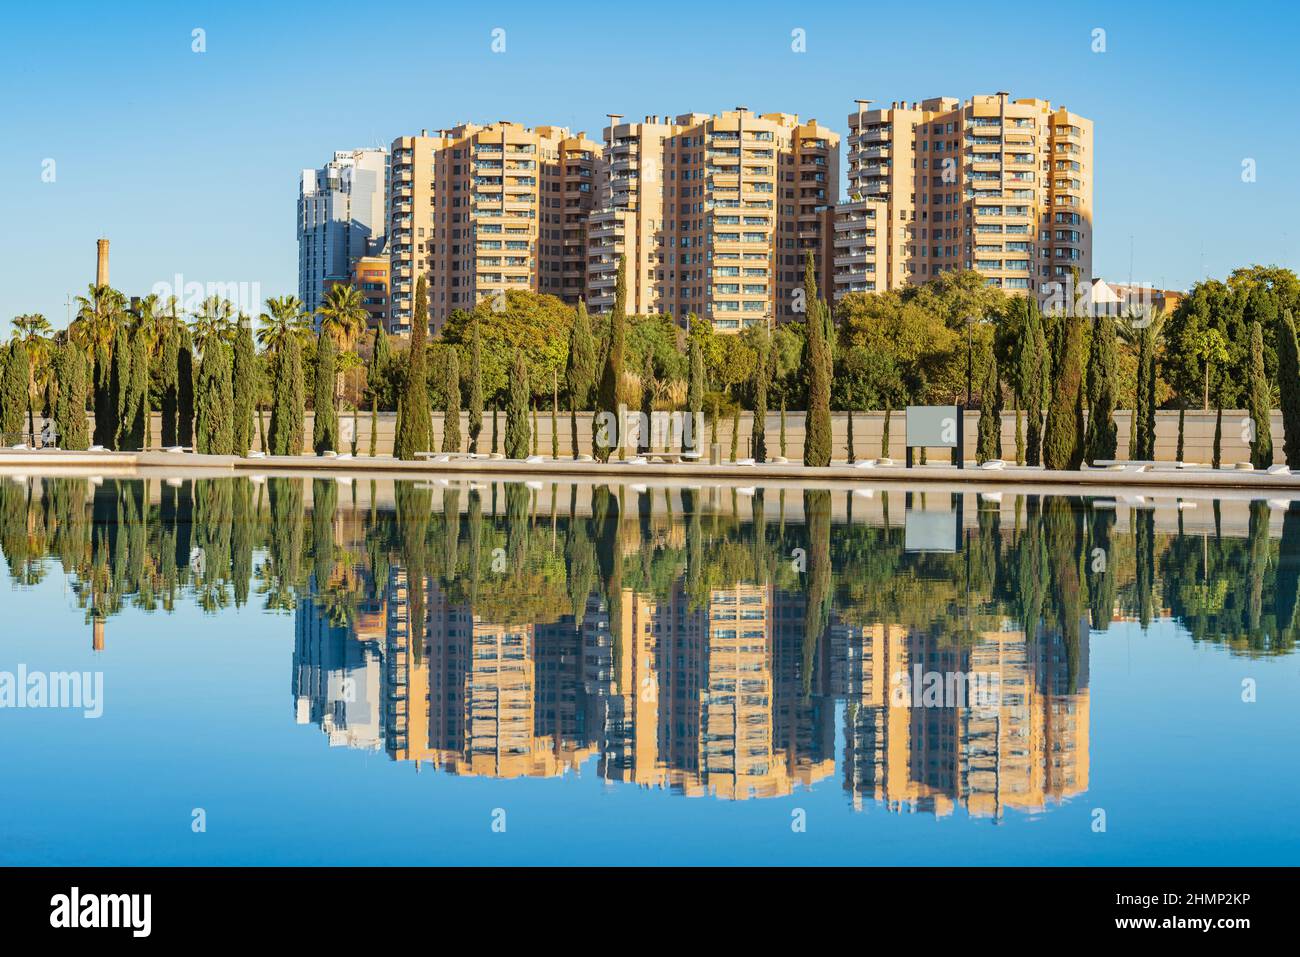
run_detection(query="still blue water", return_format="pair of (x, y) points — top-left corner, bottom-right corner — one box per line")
(0, 477), (1296, 865)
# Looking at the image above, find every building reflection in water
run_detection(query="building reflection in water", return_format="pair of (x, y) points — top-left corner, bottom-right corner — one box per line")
(289, 483), (1093, 816)
(28, 474), (1296, 817)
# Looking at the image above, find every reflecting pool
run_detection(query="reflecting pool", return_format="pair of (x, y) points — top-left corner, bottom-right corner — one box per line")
(1, 476), (1297, 865)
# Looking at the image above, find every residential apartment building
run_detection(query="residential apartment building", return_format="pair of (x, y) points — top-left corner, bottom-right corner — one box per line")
(297, 148), (389, 319)
(834, 94), (1092, 301)
(587, 108), (839, 332)
(387, 123), (600, 334)
(348, 255), (389, 331)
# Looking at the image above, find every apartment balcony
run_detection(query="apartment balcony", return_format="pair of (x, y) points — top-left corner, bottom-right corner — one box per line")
(857, 144), (891, 160)
(834, 252), (872, 268)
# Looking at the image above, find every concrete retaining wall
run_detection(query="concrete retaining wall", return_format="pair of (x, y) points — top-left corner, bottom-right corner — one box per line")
(12, 409), (1286, 465)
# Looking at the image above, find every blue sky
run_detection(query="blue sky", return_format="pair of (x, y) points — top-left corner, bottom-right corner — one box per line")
(2, 0), (1296, 335)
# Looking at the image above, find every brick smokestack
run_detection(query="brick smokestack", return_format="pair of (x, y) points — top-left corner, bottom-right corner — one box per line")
(96, 238), (110, 286)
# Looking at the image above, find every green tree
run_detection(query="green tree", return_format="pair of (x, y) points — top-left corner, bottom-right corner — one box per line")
(71, 283), (125, 449)
(442, 347), (462, 452)
(108, 324), (130, 450)
(687, 334), (705, 454)
(195, 338), (234, 455)
(178, 327), (195, 449)
(638, 350), (655, 454)
(1043, 316), (1085, 470)
(122, 324), (149, 450)
(505, 350), (531, 458)
(1277, 311), (1300, 468)
(803, 252), (832, 467)
(269, 331), (304, 456)
(594, 257), (627, 462)
(976, 352), (1002, 463)
(1019, 300), (1050, 466)
(312, 331), (338, 454)
(232, 319), (257, 455)
(157, 303), (183, 447)
(316, 282), (369, 433)
(366, 326), (390, 455)
(468, 318), (484, 453)
(567, 301), (596, 459)
(394, 275), (432, 459)
(53, 342), (90, 450)
(752, 330), (770, 462)
(1247, 319), (1274, 469)
(0, 340), (29, 438)
(1084, 315), (1119, 463)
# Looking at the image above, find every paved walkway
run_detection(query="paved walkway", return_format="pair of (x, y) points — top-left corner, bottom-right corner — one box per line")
(4, 449), (1300, 495)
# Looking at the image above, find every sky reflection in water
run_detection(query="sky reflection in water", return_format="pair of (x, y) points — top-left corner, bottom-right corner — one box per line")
(0, 476), (1297, 865)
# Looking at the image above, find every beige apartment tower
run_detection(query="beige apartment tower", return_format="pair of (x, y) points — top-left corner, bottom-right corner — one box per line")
(388, 122), (600, 334)
(588, 108), (839, 332)
(834, 94), (1092, 300)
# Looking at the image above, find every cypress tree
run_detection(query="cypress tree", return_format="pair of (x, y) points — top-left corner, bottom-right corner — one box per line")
(159, 323), (179, 447)
(312, 331), (338, 454)
(1, 340), (29, 440)
(780, 398), (788, 458)
(177, 329), (196, 449)
(1022, 303), (1049, 466)
(532, 401), (540, 455)
(505, 351), (531, 458)
(1247, 320), (1274, 469)
(468, 319), (484, 453)
(54, 343), (90, 450)
(846, 407), (856, 463)
(567, 301), (596, 457)
(196, 339), (233, 455)
(92, 340), (114, 448)
(368, 326), (389, 456)
(729, 400), (740, 462)
(268, 333), (303, 455)
(803, 252), (832, 467)
(1084, 315), (1119, 463)
(687, 335), (705, 455)
(394, 275), (431, 459)
(594, 256), (627, 462)
(752, 335), (769, 462)
(1134, 325), (1157, 460)
(551, 369), (559, 458)
(109, 325), (130, 449)
(1043, 316), (1085, 470)
(491, 403), (499, 454)
(1277, 311), (1300, 468)
(122, 326), (149, 450)
(442, 347), (461, 452)
(232, 321), (256, 455)
(976, 353), (1002, 464)
(1213, 402), (1223, 469)
(639, 351), (655, 454)
(1142, 328), (1158, 460)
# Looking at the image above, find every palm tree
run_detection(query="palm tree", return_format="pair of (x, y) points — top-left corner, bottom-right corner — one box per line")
(190, 295), (235, 353)
(70, 283), (125, 356)
(257, 296), (309, 359)
(71, 284), (126, 446)
(11, 313), (52, 443)
(316, 283), (369, 427)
